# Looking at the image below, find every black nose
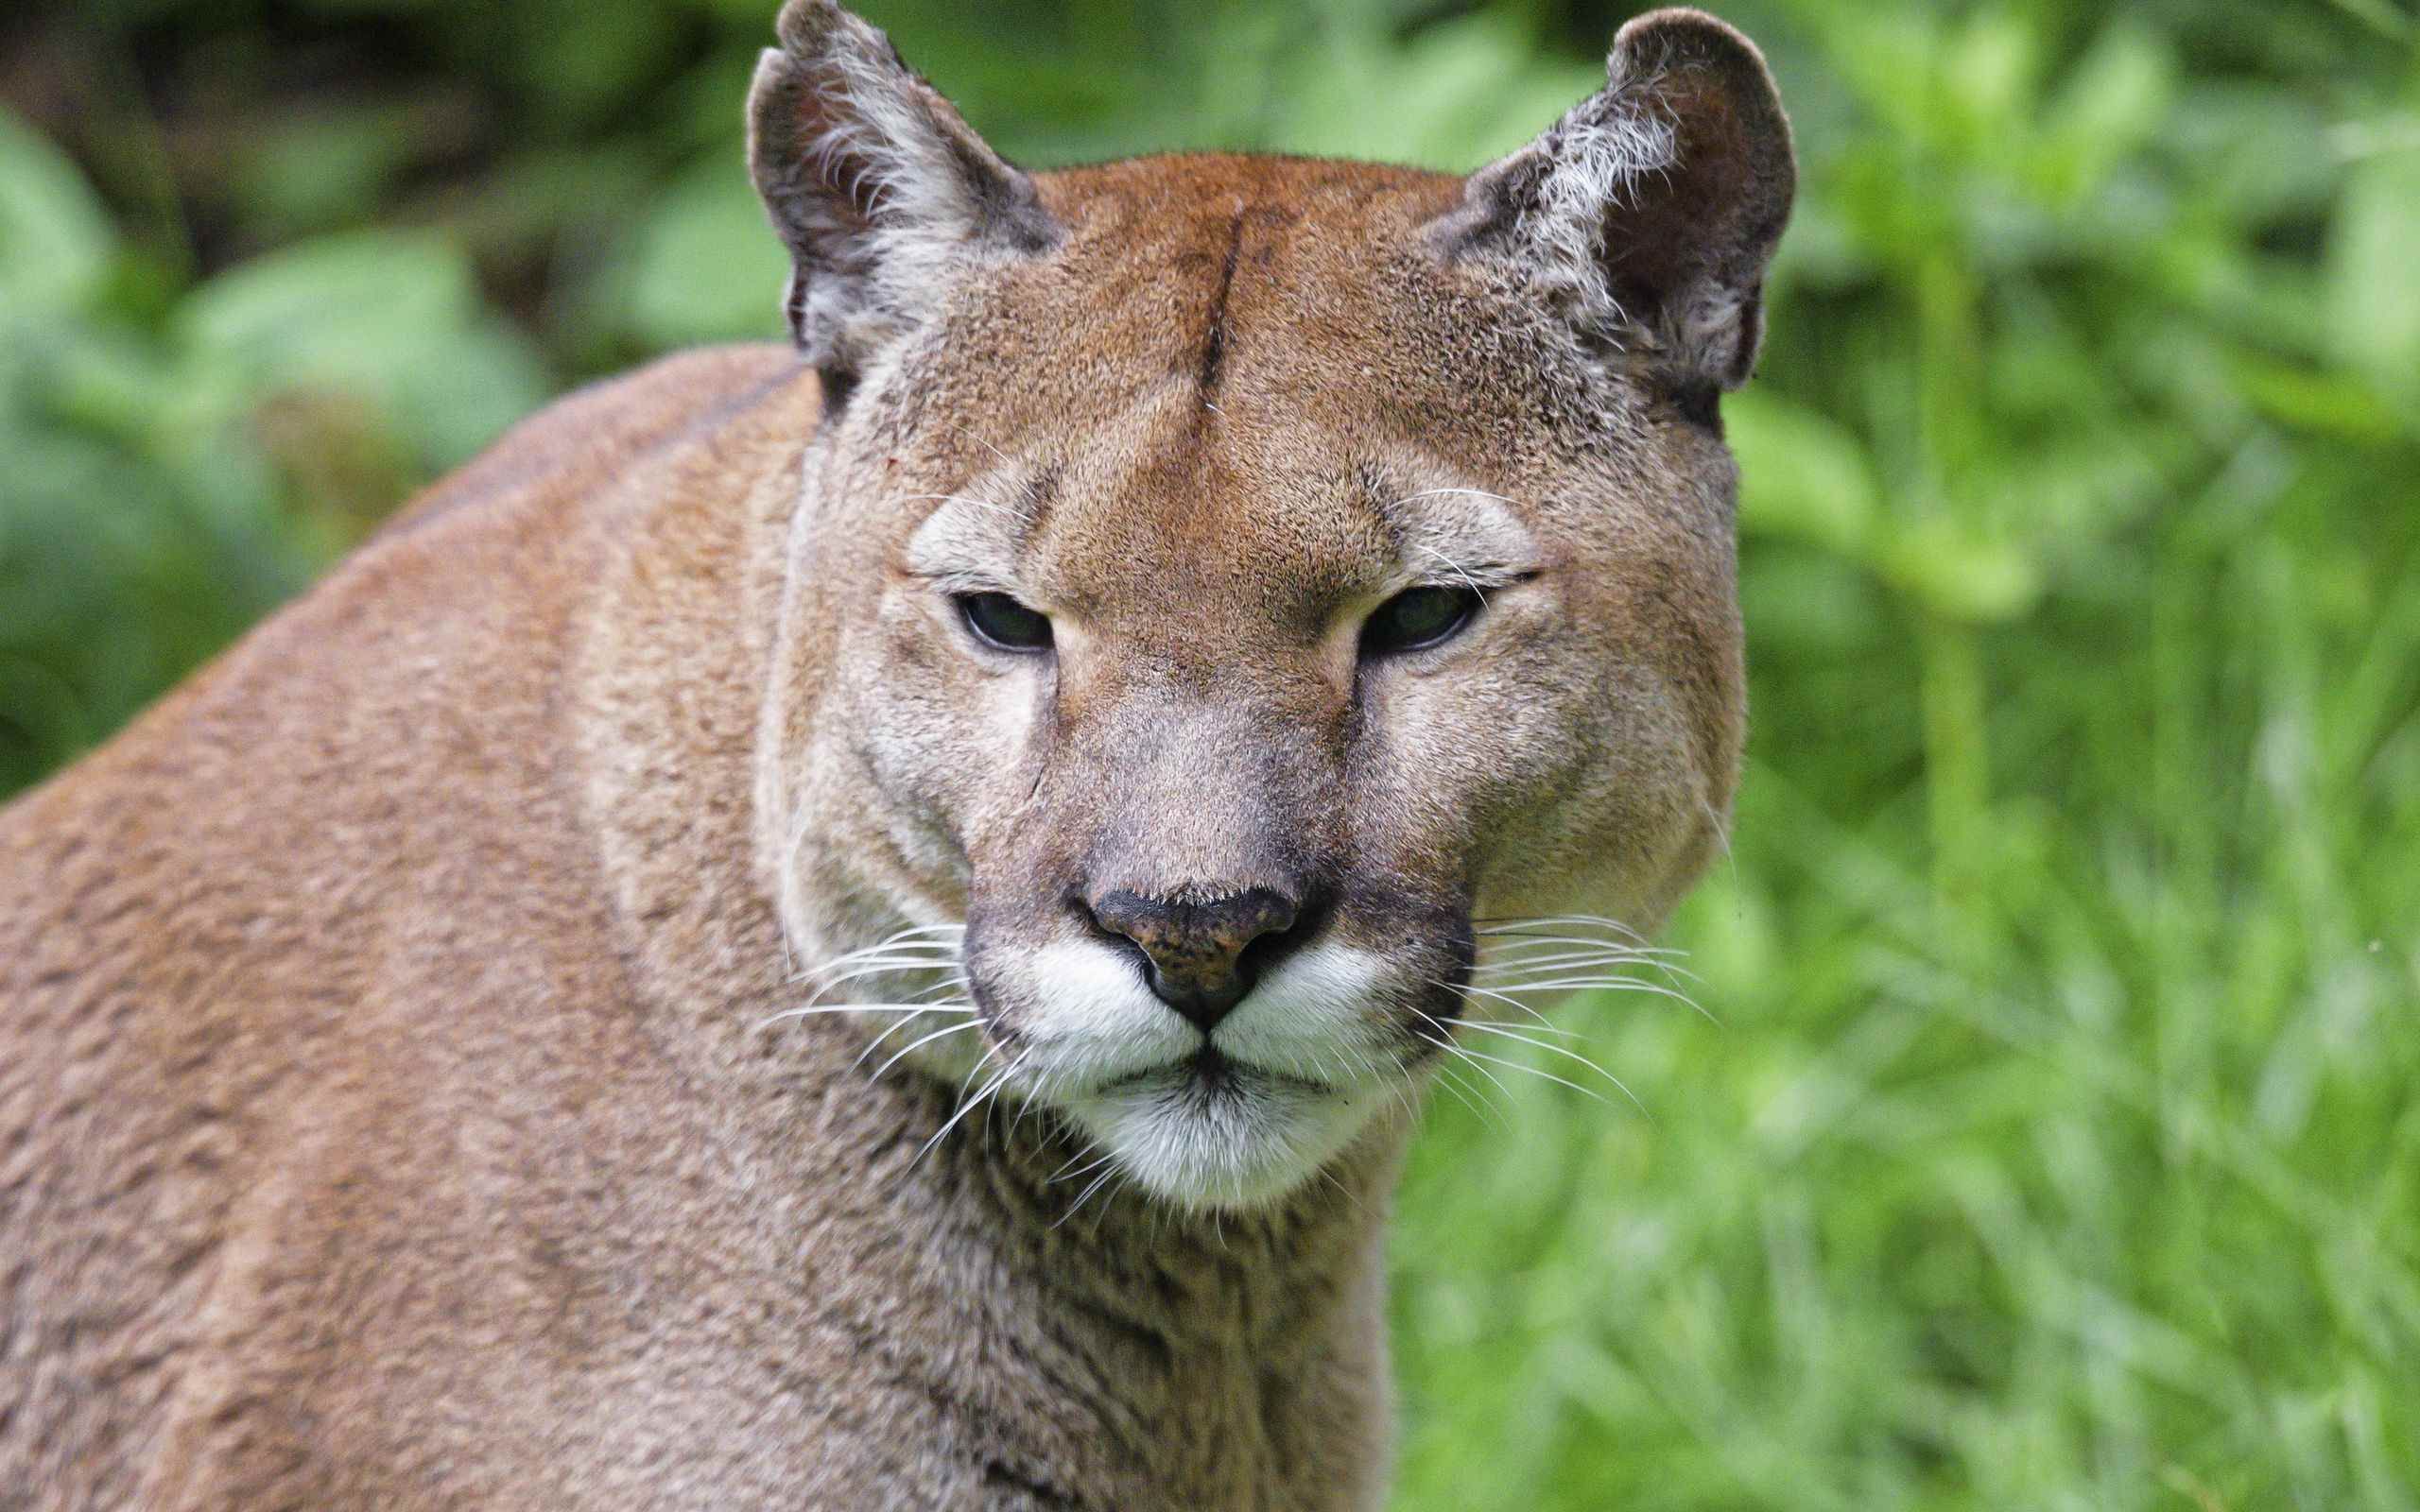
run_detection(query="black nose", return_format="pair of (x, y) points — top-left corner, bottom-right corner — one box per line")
(1083, 885), (1305, 1032)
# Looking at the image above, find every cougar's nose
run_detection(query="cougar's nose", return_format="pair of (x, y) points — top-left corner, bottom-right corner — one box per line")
(1083, 886), (1305, 1032)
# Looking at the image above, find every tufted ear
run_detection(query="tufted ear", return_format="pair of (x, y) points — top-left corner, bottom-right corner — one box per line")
(1428, 8), (1794, 400)
(748, 0), (1058, 402)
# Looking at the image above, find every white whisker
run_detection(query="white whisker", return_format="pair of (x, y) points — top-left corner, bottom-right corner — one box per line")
(1440, 980), (1579, 1035)
(911, 1049), (1025, 1169)
(1449, 1019), (1642, 1112)
(1473, 930), (1685, 961)
(1413, 542), (1490, 600)
(852, 997), (971, 1068)
(1474, 913), (1659, 946)
(1473, 936), (1682, 966)
(1487, 974), (1711, 1022)
(1413, 1025), (1515, 1105)
(1056, 1160), (1125, 1229)
(1425, 1059), (1504, 1128)
(1048, 1148), (1118, 1187)
(1419, 1033), (1610, 1107)
(868, 1020), (981, 1083)
(795, 959), (959, 994)
(755, 1002), (948, 1031)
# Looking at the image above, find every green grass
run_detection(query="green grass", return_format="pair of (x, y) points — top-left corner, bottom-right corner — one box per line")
(6, 0), (2419, 1506)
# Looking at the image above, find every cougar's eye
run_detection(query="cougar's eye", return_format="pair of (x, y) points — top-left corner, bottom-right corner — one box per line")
(1361, 585), (1483, 656)
(957, 592), (1053, 652)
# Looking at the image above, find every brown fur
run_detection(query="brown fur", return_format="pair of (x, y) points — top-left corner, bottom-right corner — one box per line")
(1, 5), (1790, 1505)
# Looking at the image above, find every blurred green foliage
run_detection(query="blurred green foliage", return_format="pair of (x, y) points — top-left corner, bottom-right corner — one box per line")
(4, 0), (2418, 1506)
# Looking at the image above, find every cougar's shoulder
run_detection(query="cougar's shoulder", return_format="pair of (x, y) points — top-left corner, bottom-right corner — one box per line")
(0, 343), (817, 1505)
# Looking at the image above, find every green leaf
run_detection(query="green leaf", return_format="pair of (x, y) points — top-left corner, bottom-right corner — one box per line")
(2167, 84), (2338, 229)
(1728, 391), (1882, 556)
(2326, 117), (2420, 406)
(2230, 354), (2402, 444)
(606, 155), (790, 350)
(0, 110), (117, 313)
(1271, 12), (1601, 168)
(1876, 520), (2044, 623)
(174, 230), (548, 471)
(2031, 21), (2174, 202)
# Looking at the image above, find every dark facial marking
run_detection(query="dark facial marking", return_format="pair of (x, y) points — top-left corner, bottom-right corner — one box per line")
(1196, 210), (1247, 398)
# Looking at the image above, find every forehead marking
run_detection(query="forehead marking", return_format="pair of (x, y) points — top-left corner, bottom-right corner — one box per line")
(1196, 209), (1247, 400)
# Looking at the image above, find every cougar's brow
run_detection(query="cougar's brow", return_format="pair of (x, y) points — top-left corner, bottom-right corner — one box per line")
(1015, 461), (1063, 545)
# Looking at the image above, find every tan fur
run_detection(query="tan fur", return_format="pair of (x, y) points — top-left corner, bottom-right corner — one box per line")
(1, 6), (1789, 1506)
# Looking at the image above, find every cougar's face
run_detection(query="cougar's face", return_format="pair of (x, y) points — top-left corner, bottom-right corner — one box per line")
(771, 163), (1748, 1210)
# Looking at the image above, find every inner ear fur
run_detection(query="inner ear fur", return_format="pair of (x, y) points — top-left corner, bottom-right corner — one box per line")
(1430, 7), (1796, 393)
(747, 0), (1058, 393)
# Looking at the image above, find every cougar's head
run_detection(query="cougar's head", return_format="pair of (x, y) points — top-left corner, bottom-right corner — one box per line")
(750, 0), (1791, 1209)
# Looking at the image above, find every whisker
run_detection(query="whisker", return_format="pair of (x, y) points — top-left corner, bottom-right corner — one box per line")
(1490, 953), (1703, 988)
(1484, 974), (1712, 1022)
(912, 1050), (1025, 1168)
(1473, 936), (1682, 965)
(788, 959), (958, 992)
(794, 959), (961, 993)
(804, 942), (964, 963)
(754, 1002), (949, 1031)
(1473, 918), (1651, 944)
(1470, 938), (1703, 992)
(1473, 961), (1686, 992)
(1056, 1161), (1124, 1229)
(1413, 1026), (1516, 1105)
(1425, 1059), (1505, 1129)
(852, 997), (972, 1069)
(1439, 980), (1581, 1036)
(1419, 1033), (1611, 1107)
(1048, 1148), (1118, 1187)
(790, 921), (967, 971)
(1471, 930), (1686, 961)
(1449, 1020), (1643, 1112)
(1474, 910), (1645, 929)
(800, 936), (964, 962)
(867, 1020), (981, 1083)
(937, 422), (1021, 473)
(1412, 542), (1490, 601)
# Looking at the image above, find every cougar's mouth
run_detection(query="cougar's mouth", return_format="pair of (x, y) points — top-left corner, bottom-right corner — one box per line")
(1098, 1045), (1334, 1100)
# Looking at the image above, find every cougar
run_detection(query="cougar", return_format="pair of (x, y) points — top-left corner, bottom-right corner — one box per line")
(0, 2), (1792, 1504)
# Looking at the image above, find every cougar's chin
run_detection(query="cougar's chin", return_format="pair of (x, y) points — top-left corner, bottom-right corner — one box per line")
(1060, 1055), (1387, 1211)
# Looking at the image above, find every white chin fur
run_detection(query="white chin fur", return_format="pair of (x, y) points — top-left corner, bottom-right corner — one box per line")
(1062, 1068), (1385, 1211)
(965, 936), (1408, 1210)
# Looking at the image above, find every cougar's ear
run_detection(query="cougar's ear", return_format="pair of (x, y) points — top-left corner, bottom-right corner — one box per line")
(1429, 8), (1794, 396)
(748, 0), (1058, 398)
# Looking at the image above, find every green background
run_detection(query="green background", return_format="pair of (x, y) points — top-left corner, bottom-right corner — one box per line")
(5, 0), (2417, 1505)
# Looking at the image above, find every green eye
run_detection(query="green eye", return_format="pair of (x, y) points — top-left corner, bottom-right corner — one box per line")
(1361, 585), (1483, 656)
(958, 592), (1053, 652)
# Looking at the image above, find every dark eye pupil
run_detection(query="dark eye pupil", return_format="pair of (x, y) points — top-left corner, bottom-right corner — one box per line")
(1364, 586), (1481, 655)
(959, 592), (1052, 651)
